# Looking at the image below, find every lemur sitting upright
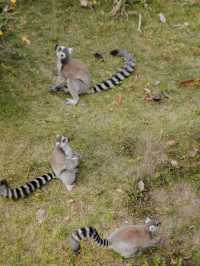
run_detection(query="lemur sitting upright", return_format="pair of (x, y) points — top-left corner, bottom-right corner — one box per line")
(49, 45), (135, 105)
(50, 135), (80, 191)
(0, 135), (80, 200)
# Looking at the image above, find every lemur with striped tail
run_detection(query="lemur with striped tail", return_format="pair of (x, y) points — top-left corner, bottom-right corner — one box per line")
(0, 135), (80, 200)
(69, 217), (164, 258)
(49, 45), (135, 105)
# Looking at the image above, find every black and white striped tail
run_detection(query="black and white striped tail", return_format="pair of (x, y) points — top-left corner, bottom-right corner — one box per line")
(70, 226), (111, 253)
(91, 49), (135, 93)
(0, 172), (56, 200)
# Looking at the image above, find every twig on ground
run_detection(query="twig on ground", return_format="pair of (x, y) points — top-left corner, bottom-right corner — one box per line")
(138, 13), (142, 32)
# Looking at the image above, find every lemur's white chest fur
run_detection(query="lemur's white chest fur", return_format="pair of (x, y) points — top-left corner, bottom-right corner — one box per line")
(57, 59), (62, 74)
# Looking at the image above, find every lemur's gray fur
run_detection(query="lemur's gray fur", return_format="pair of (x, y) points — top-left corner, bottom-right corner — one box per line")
(69, 217), (163, 258)
(0, 135), (80, 200)
(49, 45), (135, 105)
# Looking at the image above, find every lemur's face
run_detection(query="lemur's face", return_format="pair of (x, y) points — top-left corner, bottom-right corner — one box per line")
(145, 217), (161, 233)
(56, 135), (69, 149)
(55, 44), (73, 61)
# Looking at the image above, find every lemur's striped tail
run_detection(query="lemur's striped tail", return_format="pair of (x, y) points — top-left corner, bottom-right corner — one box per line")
(0, 172), (56, 200)
(70, 226), (111, 253)
(91, 49), (135, 93)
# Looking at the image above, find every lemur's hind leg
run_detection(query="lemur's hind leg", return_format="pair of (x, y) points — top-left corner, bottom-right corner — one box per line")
(64, 79), (81, 105)
(65, 79), (89, 105)
(49, 76), (67, 92)
(59, 170), (76, 191)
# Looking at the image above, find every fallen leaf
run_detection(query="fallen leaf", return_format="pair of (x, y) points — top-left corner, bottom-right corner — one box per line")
(10, 0), (16, 5)
(183, 255), (192, 261)
(170, 160), (179, 168)
(180, 79), (200, 87)
(93, 52), (104, 61)
(134, 73), (141, 81)
(188, 147), (199, 158)
(173, 22), (189, 29)
(159, 13), (166, 23)
(144, 87), (153, 101)
(22, 36), (31, 45)
(0, 30), (3, 37)
(144, 87), (152, 95)
(115, 95), (123, 105)
(64, 216), (70, 223)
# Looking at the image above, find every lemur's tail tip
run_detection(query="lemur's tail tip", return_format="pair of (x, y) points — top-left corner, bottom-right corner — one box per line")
(110, 49), (119, 56)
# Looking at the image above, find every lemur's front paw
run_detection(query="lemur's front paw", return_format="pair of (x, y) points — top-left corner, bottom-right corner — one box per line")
(64, 98), (78, 105)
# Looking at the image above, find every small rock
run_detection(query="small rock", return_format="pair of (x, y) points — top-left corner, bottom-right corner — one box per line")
(152, 94), (162, 102)
(138, 180), (145, 192)
(64, 216), (70, 223)
(154, 80), (161, 86)
(159, 13), (166, 23)
(36, 209), (46, 224)
(166, 140), (177, 147)
(116, 188), (123, 193)
(68, 199), (74, 204)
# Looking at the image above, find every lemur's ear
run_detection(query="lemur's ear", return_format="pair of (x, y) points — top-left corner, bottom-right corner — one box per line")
(145, 217), (151, 224)
(54, 44), (58, 51)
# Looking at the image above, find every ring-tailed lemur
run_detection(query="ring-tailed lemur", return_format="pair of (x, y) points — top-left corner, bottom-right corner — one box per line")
(69, 217), (163, 258)
(49, 45), (135, 105)
(50, 135), (80, 191)
(0, 135), (80, 200)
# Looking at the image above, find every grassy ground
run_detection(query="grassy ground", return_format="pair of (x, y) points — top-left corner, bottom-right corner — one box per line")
(0, 0), (200, 265)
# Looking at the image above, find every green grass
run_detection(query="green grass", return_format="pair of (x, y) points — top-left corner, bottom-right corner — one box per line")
(0, 0), (200, 265)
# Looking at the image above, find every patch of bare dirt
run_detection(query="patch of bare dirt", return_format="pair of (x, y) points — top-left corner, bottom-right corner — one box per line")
(151, 182), (200, 251)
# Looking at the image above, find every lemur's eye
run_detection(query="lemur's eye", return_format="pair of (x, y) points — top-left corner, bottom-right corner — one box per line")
(58, 47), (62, 52)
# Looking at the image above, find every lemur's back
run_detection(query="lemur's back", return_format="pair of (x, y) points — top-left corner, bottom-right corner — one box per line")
(62, 59), (91, 85)
(110, 225), (153, 246)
